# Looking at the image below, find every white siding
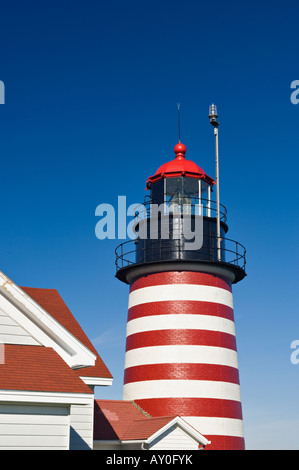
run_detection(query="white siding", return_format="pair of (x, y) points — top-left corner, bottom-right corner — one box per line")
(94, 441), (142, 450)
(0, 307), (39, 345)
(70, 400), (94, 450)
(149, 425), (199, 450)
(0, 403), (70, 450)
(94, 441), (122, 450)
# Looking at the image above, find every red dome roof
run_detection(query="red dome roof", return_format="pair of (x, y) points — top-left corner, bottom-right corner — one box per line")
(146, 142), (214, 188)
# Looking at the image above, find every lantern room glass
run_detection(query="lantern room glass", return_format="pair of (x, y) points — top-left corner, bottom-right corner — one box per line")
(164, 177), (201, 215)
(150, 177), (213, 217)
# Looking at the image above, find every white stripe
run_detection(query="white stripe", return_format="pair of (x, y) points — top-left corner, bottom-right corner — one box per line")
(183, 417), (244, 438)
(125, 345), (239, 369)
(123, 380), (241, 402)
(126, 314), (236, 337)
(129, 284), (233, 309)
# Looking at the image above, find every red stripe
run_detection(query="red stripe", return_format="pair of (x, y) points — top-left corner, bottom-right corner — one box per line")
(130, 271), (232, 293)
(125, 329), (237, 352)
(128, 301), (234, 322)
(133, 397), (243, 420)
(124, 363), (240, 385)
(204, 435), (245, 450)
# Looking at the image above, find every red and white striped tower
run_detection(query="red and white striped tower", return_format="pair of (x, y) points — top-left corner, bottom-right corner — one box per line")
(115, 117), (246, 450)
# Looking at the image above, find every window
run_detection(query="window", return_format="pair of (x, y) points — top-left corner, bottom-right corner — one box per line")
(164, 178), (199, 215)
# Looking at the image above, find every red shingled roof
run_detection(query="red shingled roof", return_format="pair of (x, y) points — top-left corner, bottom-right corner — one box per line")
(122, 415), (178, 441)
(21, 286), (112, 380)
(94, 400), (148, 440)
(94, 400), (176, 441)
(1, 344), (93, 394)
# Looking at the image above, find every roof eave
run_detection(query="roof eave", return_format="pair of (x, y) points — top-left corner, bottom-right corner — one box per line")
(146, 172), (215, 189)
(80, 376), (113, 387)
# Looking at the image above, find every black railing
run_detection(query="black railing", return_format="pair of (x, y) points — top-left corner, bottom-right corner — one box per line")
(132, 196), (227, 223)
(115, 236), (246, 273)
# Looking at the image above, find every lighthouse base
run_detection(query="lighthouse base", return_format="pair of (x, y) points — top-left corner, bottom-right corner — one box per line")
(123, 270), (245, 450)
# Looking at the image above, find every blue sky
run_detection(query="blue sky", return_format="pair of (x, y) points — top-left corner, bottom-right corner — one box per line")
(0, 0), (299, 449)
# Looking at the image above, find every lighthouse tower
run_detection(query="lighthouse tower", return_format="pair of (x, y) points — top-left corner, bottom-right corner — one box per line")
(115, 112), (246, 450)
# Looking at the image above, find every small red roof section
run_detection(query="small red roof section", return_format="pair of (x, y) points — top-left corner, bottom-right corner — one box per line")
(94, 399), (176, 441)
(21, 286), (112, 380)
(123, 415), (179, 441)
(1, 344), (93, 394)
(146, 142), (215, 188)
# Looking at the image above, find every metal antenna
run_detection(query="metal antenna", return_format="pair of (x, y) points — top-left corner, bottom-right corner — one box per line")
(177, 103), (181, 142)
(208, 103), (221, 261)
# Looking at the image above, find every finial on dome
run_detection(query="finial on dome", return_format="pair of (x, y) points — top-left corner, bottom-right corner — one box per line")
(174, 141), (187, 159)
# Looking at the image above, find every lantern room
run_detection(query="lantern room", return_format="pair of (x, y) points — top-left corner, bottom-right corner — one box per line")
(146, 142), (216, 218)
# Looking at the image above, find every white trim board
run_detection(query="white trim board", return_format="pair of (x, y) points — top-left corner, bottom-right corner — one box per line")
(145, 416), (211, 447)
(0, 389), (94, 405)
